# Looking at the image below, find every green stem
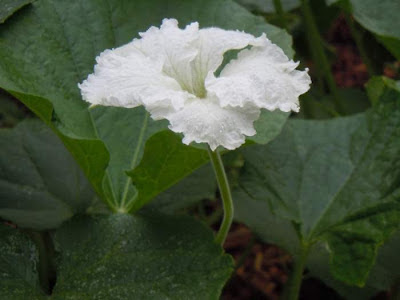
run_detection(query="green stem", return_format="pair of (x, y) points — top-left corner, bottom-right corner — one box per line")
(273, 0), (288, 30)
(30, 231), (56, 295)
(208, 147), (234, 246)
(301, 0), (344, 114)
(287, 243), (311, 300)
(88, 110), (118, 212)
(121, 112), (149, 212)
(344, 13), (379, 77)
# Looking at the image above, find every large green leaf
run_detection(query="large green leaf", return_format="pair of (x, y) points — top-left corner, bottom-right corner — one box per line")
(0, 0), (293, 212)
(0, 225), (43, 300)
(0, 214), (233, 299)
(327, 0), (400, 60)
(0, 120), (97, 230)
(52, 214), (233, 299)
(235, 77), (400, 286)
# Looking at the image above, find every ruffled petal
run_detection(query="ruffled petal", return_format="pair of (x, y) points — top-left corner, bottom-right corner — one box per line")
(167, 98), (260, 150)
(80, 19), (311, 151)
(205, 35), (311, 112)
(193, 27), (260, 76)
(79, 47), (193, 119)
(131, 19), (201, 96)
(131, 19), (261, 98)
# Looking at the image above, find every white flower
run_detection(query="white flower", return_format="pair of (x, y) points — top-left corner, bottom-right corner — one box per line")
(79, 18), (311, 150)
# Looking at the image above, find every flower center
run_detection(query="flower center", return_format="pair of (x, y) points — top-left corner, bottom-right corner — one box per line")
(163, 64), (207, 99)
(175, 76), (207, 99)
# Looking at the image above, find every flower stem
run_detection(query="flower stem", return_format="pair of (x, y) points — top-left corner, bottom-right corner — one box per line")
(287, 243), (311, 300)
(273, 0), (288, 30)
(208, 147), (234, 246)
(301, 0), (345, 114)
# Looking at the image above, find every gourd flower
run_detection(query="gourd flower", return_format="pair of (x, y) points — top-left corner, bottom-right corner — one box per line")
(79, 18), (311, 150)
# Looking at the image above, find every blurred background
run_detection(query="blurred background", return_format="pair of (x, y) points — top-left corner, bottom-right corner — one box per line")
(1, 0), (399, 299)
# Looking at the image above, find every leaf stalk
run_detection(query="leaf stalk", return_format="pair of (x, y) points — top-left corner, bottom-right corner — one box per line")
(287, 242), (311, 300)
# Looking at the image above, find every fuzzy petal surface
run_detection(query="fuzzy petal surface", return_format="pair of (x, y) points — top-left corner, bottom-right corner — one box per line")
(79, 47), (192, 119)
(167, 98), (260, 151)
(132, 19), (260, 98)
(131, 19), (201, 96)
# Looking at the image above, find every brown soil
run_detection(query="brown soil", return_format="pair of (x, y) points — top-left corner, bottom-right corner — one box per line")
(222, 224), (291, 300)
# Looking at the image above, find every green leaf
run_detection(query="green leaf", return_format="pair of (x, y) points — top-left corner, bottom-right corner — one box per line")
(128, 131), (210, 212)
(52, 214), (233, 299)
(3, 91), (109, 207)
(377, 36), (400, 61)
(307, 229), (400, 300)
(0, 119), (97, 230)
(0, 225), (44, 299)
(0, 0), (293, 211)
(366, 229), (400, 292)
(235, 190), (400, 299)
(145, 164), (216, 214)
(235, 77), (400, 286)
(328, 0), (400, 60)
(0, 214), (233, 299)
(297, 88), (370, 120)
(366, 76), (400, 106)
(249, 110), (290, 144)
(233, 188), (302, 256)
(90, 106), (168, 212)
(0, 0), (33, 23)
(236, 0), (300, 13)
(0, 90), (27, 127)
